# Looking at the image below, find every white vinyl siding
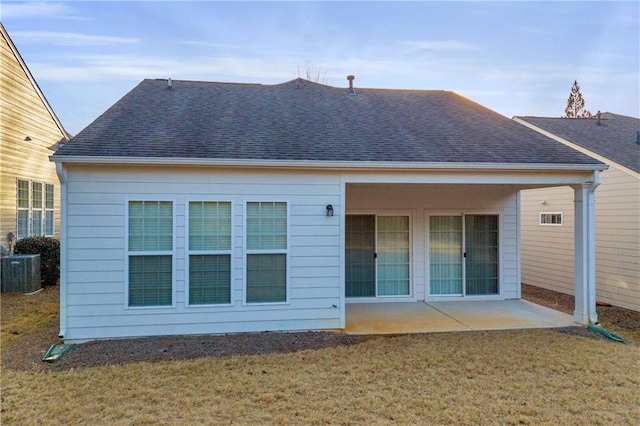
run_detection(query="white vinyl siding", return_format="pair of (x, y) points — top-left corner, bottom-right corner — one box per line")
(127, 201), (174, 307)
(245, 201), (288, 304)
(187, 201), (232, 305)
(61, 166), (341, 341)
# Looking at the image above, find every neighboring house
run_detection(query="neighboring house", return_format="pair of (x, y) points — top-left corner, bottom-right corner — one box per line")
(514, 113), (640, 312)
(52, 77), (606, 342)
(0, 23), (70, 254)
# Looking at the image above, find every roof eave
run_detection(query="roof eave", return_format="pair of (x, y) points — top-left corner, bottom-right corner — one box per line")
(513, 117), (639, 177)
(50, 155), (608, 172)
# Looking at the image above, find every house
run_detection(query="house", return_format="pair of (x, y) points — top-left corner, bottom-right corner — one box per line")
(51, 77), (606, 342)
(514, 113), (639, 312)
(0, 23), (70, 254)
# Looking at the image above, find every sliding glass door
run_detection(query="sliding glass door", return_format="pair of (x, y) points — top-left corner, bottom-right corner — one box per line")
(429, 214), (498, 296)
(346, 215), (410, 298)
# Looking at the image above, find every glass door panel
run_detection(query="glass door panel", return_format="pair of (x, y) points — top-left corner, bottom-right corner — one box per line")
(346, 215), (376, 297)
(429, 216), (463, 295)
(465, 215), (499, 295)
(377, 216), (410, 296)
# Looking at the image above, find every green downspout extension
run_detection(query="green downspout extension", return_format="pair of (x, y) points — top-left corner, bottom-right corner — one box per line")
(587, 324), (625, 342)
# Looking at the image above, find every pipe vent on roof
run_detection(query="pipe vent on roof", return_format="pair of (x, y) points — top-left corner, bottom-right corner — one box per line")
(167, 78), (172, 90)
(347, 75), (356, 95)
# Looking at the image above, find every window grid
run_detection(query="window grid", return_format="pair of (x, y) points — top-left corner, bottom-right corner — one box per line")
(245, 202), (288, 304)
(188, 201), (232, 305)
(16, 179), (54, 238)
(127, 201), (174, 307)
(539, 212), (563, 226)
(17, 179), (29, 239)
(45, 184), (55, 236)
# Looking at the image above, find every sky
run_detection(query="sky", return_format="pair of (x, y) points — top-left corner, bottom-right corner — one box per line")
(2, 1), (639, 136)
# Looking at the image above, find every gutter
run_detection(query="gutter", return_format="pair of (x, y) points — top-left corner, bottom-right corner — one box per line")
(49, 156), (608, 172)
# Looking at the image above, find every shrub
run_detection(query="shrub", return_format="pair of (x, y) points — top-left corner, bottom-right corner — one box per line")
(14, 237), (60, 286)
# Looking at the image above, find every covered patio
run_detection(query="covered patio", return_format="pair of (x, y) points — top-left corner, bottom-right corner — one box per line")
(345, 300), (575, 334)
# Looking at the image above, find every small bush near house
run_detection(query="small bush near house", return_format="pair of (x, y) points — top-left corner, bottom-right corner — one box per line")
(14, 237), (60, 286)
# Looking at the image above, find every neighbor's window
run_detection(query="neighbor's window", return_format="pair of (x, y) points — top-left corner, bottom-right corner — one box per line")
(540, 212), (563, 226)
(128, 201), (173, 307)
(17, 179), (30, 239)
(245, 202), (288, 303)
(16, 179), (55, 238)
(188, 201), (232, 305)
(45, 184), (55, 236)
(31, 182), (43, 236)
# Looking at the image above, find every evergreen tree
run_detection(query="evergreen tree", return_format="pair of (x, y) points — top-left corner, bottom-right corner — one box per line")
(564, 80), (592, 118)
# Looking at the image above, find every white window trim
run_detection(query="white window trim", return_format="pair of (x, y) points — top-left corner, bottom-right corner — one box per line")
(124, 198), (177, 309)
(539, 212), (563, 226)
(185, 199), (234, 308)
(243, 200), (291, 306)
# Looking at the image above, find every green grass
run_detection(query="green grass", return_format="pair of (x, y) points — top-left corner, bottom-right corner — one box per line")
(2, 287), (639, 425)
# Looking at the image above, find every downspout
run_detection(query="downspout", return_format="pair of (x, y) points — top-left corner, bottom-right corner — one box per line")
(55, 162), (68, 339)
(585, 176), (625, 341)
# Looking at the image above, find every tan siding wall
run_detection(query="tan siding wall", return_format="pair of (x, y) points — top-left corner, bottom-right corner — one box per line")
(1, 30), (65, 249)
(521, 168), (640, 312)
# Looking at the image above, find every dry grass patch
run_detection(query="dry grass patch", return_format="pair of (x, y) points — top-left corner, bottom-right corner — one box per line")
(2, 286), (640, 425)
(0, 286), (58, 354)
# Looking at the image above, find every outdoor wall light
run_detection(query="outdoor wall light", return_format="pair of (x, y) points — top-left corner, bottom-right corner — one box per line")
(326, 204), (334, 217)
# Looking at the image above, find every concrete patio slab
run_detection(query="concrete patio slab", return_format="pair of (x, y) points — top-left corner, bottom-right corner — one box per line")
(345, 300), (575, 335)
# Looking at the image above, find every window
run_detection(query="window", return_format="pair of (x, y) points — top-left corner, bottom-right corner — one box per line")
(45, 184), (55, 236)
(127, 201), (173, 307)
(17, 179), (29, 239)
(31, 182), (43, 236)
(245, 202), (288, 303)
(16, 179), (55, 238)
(188, 201), (232, 305)
(540, 212), (563, 226)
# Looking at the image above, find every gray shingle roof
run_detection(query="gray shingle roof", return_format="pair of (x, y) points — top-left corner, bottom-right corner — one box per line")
(54, 78), (602, 166)
(515, 113), (640, 173)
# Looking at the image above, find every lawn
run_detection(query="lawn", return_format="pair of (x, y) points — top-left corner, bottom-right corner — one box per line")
(1, 286), (639, 425)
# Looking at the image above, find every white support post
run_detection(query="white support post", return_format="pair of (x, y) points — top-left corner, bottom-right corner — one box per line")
(572, 173), (599, 325)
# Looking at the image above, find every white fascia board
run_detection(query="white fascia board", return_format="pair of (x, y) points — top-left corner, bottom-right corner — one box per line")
(50, 155), (607, 172)
(513, 117), (632, 177)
